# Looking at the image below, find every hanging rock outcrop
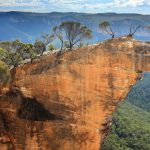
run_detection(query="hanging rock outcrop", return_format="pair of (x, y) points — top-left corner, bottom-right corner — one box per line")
(0, 37), (150, 150)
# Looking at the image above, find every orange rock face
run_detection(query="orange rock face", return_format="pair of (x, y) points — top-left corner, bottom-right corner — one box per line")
(0, 37), (150, 150)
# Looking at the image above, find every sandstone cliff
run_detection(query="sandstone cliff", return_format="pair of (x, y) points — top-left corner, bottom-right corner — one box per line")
(0, 37), (150, 150)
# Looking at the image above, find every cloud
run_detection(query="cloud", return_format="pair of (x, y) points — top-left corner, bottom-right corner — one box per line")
(48, 0), (149, 7)
(114, 0), (145, 7)
(0, 0), (150, 13)
(82, 0), (150, 10)
(0, 0), (43, 7)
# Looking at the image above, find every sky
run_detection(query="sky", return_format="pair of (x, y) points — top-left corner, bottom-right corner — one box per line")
(0, 0), (150, 14)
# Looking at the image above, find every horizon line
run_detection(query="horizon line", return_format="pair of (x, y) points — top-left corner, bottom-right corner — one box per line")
(0, 10), (149, 15)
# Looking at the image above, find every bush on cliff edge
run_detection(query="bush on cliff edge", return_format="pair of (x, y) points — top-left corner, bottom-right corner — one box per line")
(0, 60), (11, 85)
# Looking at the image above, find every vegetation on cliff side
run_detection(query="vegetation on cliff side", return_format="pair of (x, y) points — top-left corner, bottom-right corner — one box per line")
(102, 102), (150, 150)
(0, 21), (92, 67)
(0, 18), (145, 69)
(0, 60), (10, 85)
(126, 73), (150, 112)
(102, 74), (150, 150)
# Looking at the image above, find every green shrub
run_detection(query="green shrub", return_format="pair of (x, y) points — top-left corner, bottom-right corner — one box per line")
(48, 44), (55, 51)
(0, 48), (5, 60)
(0, 60), (11, 85)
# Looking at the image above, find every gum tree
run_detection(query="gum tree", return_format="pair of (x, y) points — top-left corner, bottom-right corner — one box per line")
(99, 21), (115, 39)
(0, 40), (24, 68)
(53, 26), (64, 50)
(128, 25), (141, 37)
(34, 33), (55, 55)
(59, 21), (92, 50)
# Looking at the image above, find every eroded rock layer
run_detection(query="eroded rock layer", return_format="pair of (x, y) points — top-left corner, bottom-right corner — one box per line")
(0, 37), (150, 150)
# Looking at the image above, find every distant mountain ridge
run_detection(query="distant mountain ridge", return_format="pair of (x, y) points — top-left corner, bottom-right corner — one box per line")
(0, 11), (150, 43)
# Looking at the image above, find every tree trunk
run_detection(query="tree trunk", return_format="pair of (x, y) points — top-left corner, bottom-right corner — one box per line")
(111, 34), (115, 39)
(60, 41), (64, 51)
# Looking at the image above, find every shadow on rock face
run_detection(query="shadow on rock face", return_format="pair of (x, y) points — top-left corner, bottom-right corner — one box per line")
(17, 97), (60, 121)
(1, 89), (63, 122)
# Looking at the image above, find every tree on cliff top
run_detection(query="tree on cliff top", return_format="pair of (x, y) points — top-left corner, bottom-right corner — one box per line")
(124, 19), (141, 37)
(34, 33), (55, 55)
(22, 43), (37, 63)
(0, 40), (25, 68)
(99, 21), (115, 39)
(59, 21), (92, 50)
(53, 26), (64, 51)
(127, 25), (141, 37)
(34, 40), (45, 55)
(0, 40), (38, 67)
(2, 49), (23, 68)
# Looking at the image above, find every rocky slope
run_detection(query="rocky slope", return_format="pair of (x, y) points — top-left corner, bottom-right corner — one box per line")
(0, 37), (150, 150)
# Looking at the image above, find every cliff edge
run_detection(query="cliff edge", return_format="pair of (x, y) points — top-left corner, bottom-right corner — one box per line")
(0, 37), (150, 150)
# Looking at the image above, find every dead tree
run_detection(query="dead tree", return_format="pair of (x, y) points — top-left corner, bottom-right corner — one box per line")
(127, 25), (141, 37)
(99, 21), (115, 39)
